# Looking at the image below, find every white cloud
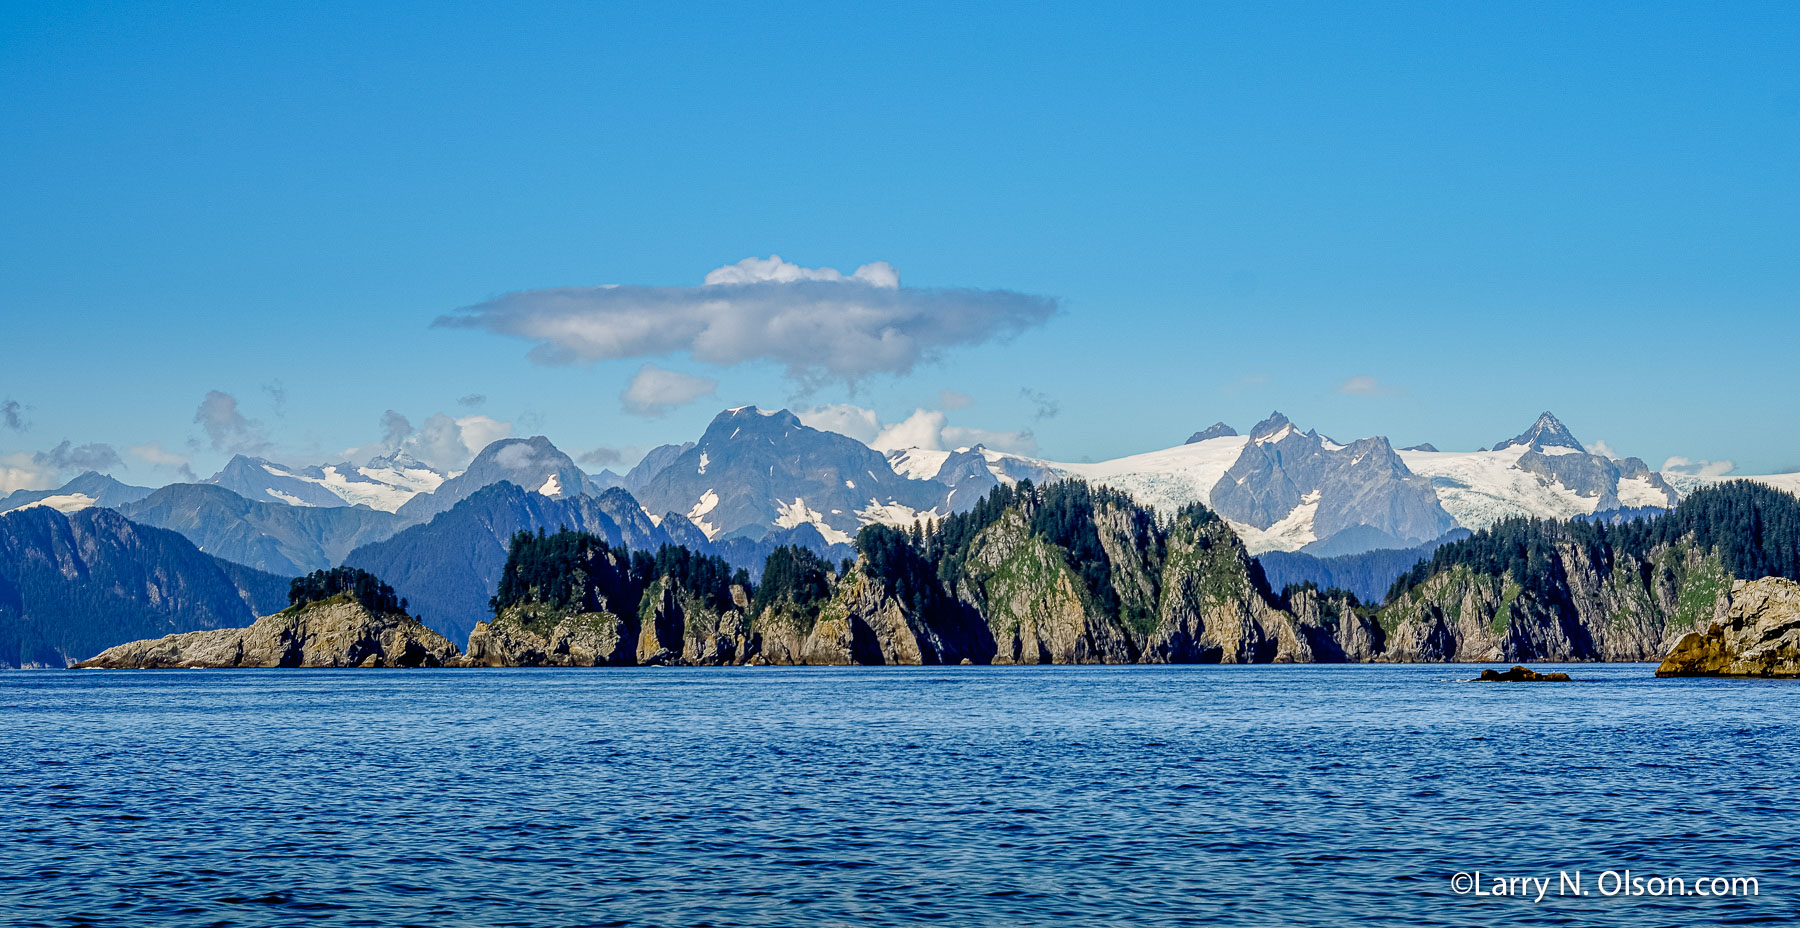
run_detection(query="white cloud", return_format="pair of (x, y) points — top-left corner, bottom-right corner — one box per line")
(872, 410), (950, 452)
(1661, 456), (1735, 478)
(129, 441), (197, 482)
(1337, 375), (1404, 397)
(802, 404), (1038, 456)
(0, 441), (126, 494)
(944, 425), (1038, 455)
(702, 255), (900, 288)
(0, 452), (55, 494)
(1588, 439), (1622, 461)
(414, 414), (511, 470)
(937, 389), (973, 410)
(435, 255), (1057, 386)
(795, 404), (883, 444)
(346, 409), (513, 471)
(194, 390), (269, 455)
(620, 364), (719, 417)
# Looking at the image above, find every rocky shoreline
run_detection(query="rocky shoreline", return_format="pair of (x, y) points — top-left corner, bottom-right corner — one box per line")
(1656, 578), (1800, 678)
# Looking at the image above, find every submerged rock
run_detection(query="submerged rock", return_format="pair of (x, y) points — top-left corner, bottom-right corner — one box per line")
(73, 597), (459, 669)
(1478, 665), (1571, 682)
(1656, 578), (1800, 678)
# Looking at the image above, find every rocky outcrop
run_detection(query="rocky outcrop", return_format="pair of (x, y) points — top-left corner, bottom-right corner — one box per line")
(1285, 586), (1385, 662)
(957, 510), (1137, 664)
(1375, 541), (1723, 662)
(1479, 665), (1571, 681)
(462, 607), (632, 667)
(1656, 578), (1800, 678)
(73, 597), (459, 669)
(1142, 511), (1286, 663)
(679, 584), (751, 666)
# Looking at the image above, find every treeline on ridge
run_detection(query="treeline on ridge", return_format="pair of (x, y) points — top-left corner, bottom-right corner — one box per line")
(1386, 482), (1800, 602)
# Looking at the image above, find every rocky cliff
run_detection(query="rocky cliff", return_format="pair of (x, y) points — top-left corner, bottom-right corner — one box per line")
(73, 596), (459, 669)
(1657, 578), (1800, 678)
(1374, 541), (1721, 662)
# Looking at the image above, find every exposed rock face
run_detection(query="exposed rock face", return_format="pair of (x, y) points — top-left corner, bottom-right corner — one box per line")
(957, 510), (1137, 664)
(1142, 511), (1282, 663)
(679, 585), (751, 666)
(73, 598), (459, 669)
(1492, 411), (1586, 452)
(1285, 587), (1385, 662)
(634, 407), (947, 543)
(747, 609), (811, 665)
(462, 607), (633, 667)
(1513, 450), (1676, 511)
(1657, 578), (1800, 678)
(1208, 412), (1456, 550)
(1185, 422), (1237, 444)
(637, 579), (687, 665)
(1376, 542), (1724, 662)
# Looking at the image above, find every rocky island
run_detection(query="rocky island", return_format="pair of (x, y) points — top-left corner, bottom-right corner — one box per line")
(74, 567), (459, 669)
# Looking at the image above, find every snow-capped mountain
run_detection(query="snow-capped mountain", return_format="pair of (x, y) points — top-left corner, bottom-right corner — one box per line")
(392, 436), (600, 527)
(206, 451), (448, 512)
(877, 410), (1685, 555)
(0, 471), (155, 515)
(1398, 413), (1678, 529)
(633, 406), (947, 543)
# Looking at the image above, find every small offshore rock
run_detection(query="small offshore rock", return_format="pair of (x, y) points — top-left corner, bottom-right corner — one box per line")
(1478, 665), (1571, 682)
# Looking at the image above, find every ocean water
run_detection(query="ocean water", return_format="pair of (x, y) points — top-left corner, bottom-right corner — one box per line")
(1, 664), (1794, 927)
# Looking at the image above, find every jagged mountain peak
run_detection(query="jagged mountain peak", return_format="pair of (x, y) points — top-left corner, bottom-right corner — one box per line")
(364, 448), (433, 472)
(1186, 422), (1238, 444)
(1249, 412), (1294, 441)
(1494, 411), (1584, 452)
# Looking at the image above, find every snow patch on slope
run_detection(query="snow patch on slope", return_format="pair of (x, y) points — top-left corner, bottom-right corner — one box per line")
(687, 490), (721, 539)
(1044, 435), (1250, 515)
(774, 496), (853, 545)
(1399, 446), (1599, 528)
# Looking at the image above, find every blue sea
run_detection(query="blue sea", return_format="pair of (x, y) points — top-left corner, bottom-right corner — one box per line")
(2, 664), (1794, 927)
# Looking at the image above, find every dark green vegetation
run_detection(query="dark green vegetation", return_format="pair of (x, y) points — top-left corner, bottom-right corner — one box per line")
(491, 528), (741, 622)
(287, 566), (408, 616)
(1388, 483), (1800, 602)
(16, 473), (1800, 667)
(750, 545), (834, 627)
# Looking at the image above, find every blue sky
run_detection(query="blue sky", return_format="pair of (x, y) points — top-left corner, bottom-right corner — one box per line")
(2, 2), (1796, 490)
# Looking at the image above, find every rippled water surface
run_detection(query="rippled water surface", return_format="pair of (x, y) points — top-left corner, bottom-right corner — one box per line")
(2, 665), (1795, 926)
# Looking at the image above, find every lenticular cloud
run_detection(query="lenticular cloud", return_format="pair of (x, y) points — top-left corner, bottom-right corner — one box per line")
(434, 255), (1057, 385)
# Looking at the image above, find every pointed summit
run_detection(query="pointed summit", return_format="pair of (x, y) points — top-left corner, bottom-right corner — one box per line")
(1185, 422), (1238, 444)
(1249, 411), (1295, 441)
(1494, 412), (1584, 452)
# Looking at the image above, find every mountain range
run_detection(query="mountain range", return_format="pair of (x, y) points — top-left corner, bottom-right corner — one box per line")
(8, 407), (1794, 567)
(4, 404), (1798, 665)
